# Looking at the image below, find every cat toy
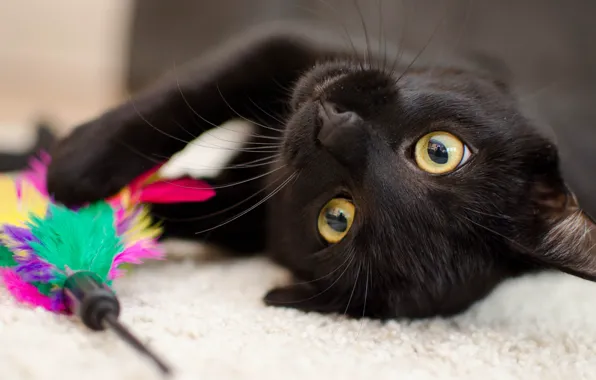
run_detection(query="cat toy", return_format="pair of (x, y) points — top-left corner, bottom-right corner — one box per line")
(0, 152), (215, 375)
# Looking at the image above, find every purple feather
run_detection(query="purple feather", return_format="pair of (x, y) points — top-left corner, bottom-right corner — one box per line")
(49, 289), (66, 313)
(116, 207), (142, 236)
(15, 261), (55, 282)
(3, 225), (39, 254)
(6, 226), (56, 282)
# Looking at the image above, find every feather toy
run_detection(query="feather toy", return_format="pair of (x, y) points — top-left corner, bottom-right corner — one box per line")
(0, 152), (215, 375)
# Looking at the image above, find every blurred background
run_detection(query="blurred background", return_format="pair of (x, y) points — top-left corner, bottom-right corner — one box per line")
(0, 0), (131, 127)
(1, 0), (595, 215)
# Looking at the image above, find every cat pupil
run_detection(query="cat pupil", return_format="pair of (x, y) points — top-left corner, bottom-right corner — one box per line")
(325, 209), (348, 232)
(427, 138), (449, 164)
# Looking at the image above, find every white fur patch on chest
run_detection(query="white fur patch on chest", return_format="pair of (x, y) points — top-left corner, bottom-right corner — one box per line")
(158, 119), (255, 180)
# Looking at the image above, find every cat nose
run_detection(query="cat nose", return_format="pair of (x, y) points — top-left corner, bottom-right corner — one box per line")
(316, 101), (361, 144)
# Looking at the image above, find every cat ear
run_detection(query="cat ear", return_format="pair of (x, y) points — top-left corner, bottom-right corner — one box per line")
(533, 181), (596, 281)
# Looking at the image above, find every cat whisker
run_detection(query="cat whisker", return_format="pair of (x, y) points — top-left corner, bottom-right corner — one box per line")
(151, 168), (289, 223)
(331, 260), (363, 336)
(377, 0), (388, 73)
(151, 152), (281, 171)
(290, 251), (356, 287)
(395, 0), (448, 83)
(174, 68), (242, 133)
(171, 115), (201, 141)
(461, 206), (513, 221)
(111, 137), (201, 172)
(269, 76), (298, 98)
(173, 121), (284, 153)
(117, 141), (281, 174)
(459, 214), (534, 254)
(215, 83), (286, 134)
(128, 100), (278, 156)
(159, 164), (289, 192)
(308, 0), (363, 69)
(128, 99), (203, 147)
(194, 121), (285, 141)
(388, 0), (410, 75)
(271, 253), (356, 305)
(193, 170), (299, 234)
(355, 264), (371, 340)
(427, 0), (471, 77)
(223, 148), (280, 153)
(465, 205), (594, 257)
(192, 140), (281, 149)
(179, 131), (282, 153)
(342, 261), (362, 318)
(178, 131), (282, 147)
(173, 63), (283, 141)
(172, 105), (282, 144)
(247, 97), (287, 125)
(353, 0), (372, 68)
(229, 156), (282, 169)
(228, 141), (282, 147)
(188, 123), (284, 144)
(215, 156), (282, 170)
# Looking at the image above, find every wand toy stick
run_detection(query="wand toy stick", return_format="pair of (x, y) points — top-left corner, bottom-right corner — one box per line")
(0, 152), (215, 376)
(63, 269), (171, 375)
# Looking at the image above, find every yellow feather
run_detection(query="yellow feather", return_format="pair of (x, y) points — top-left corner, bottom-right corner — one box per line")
(0, 175), (48, 227)
(121, 205), (163, 246)
(0, 175), (48, 257)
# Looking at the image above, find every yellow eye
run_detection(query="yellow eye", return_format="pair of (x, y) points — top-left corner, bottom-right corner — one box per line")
(414, 131), (471, 174)
(317, 198), (356, 244)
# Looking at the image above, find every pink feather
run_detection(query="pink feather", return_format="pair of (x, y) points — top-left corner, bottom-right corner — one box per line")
(0, 269), (63, 312)
(22, 152), (215, 205)
(108, 242), (165, 280)
(138, 178), (216, 204)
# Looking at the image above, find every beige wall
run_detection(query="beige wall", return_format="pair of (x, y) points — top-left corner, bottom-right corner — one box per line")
(0, 0), (133, 128)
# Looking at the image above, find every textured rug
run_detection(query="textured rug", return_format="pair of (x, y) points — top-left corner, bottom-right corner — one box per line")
(1, 121), (595, 380)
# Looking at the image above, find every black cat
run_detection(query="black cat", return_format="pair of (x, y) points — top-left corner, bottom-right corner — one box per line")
(45, 24), (595, 320)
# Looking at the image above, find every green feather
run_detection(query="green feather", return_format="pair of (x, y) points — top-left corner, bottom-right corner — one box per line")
(0, 243), (17, 267)
(0, 243), (51, 295)
(26, 201), (123, 287)
(30, 281), (55, 296)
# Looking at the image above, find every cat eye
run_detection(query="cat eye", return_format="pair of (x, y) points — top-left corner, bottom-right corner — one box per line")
(317, 198), (356, 244)
(414, 131), (471, 174)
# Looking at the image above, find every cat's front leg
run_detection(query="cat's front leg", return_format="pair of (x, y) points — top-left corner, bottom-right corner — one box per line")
(46, 25), (341, 207)
(263, 272), (510, 319)
(264, 283), (350, 315)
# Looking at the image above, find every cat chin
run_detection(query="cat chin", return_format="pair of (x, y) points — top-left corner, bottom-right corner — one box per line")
(290, 60), (363, 112)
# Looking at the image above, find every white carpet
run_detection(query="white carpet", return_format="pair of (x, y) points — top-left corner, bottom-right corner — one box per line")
(1, 121), (596, 380)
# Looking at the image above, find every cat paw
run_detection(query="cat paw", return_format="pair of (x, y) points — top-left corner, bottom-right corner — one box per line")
(264, 284), (338, 314)
(46, 122), (148, 206)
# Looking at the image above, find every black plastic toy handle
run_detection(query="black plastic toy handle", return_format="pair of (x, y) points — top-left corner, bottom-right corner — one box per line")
(63, 271), (172, 376)
(63, 271), (120, 330)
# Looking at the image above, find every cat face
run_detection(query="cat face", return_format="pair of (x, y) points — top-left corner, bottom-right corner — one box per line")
(266, 60), (595, 318)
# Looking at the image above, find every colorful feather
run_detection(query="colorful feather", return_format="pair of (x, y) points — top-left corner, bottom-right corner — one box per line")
(0, 152), (215, 312)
